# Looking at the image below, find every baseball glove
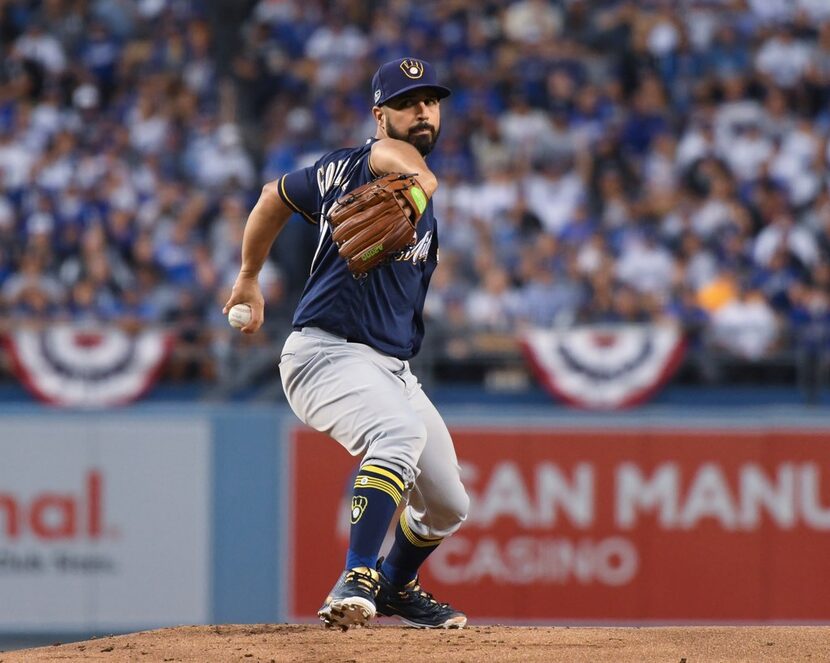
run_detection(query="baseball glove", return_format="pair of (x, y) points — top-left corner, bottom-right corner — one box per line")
(327, 172), (428, 275)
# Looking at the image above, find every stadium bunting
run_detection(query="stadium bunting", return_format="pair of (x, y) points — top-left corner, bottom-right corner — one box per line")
(3, 325), (172, 408)
(520, 323), (686, 409)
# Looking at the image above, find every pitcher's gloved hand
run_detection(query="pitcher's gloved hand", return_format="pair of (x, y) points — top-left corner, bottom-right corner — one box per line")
(327, 172), (428, 275)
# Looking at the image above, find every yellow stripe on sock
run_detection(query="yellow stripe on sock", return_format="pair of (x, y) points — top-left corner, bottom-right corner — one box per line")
(354, 473), (402, 496)
(399, 512), (443, 548)
(354, 477), (402, 504)
(361, 465), (406, 492)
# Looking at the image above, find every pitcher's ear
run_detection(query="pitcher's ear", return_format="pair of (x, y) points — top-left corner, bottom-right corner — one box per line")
(372, 106), (384, 127)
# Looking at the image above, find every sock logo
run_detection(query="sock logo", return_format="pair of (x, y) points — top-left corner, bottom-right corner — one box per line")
(350, 496), (368, 524)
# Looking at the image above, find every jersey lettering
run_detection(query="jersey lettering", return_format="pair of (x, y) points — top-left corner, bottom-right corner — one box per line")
(316, 159), (351, 198)
(310, 214), (330, 275)
(397, 230), (433, 265)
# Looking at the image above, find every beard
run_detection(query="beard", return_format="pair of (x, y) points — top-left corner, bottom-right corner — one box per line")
(387, 120), (440, 156)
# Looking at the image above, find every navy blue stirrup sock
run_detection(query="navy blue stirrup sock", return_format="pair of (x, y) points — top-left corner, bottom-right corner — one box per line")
(380, 512), (443, 586)
(345, 465), (405, 570)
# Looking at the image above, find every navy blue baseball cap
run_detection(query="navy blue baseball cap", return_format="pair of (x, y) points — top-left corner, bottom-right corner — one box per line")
(371, 57), (451, 107)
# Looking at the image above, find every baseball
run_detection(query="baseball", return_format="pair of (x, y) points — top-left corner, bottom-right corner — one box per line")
(228, 303), (252, 329)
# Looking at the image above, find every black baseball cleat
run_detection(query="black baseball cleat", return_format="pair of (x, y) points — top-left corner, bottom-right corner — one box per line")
(317, 566), (380, 631)
(375, 560), (467, 629)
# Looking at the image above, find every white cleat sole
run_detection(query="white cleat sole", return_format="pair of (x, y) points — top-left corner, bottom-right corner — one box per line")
(319, 597), (376, 631)
(397, 614), (467, 629)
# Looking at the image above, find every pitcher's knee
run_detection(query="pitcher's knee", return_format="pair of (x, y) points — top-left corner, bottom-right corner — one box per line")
(425, 483), (469, 537)
(445, 485), (470, 529)
(363, 416), (428, 486)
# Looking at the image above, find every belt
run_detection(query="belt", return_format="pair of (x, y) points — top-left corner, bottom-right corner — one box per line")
(296, 326), (356, 343)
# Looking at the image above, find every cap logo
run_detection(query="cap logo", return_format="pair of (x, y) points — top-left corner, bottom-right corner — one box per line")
(374, 89), (381, 102)
(400, 59), (424, 79)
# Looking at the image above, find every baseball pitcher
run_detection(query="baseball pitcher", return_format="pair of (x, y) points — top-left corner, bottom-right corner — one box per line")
(224, 58), (468, 630)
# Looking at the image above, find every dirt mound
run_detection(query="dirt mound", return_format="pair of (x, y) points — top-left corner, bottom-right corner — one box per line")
(2, 624), (828, 662)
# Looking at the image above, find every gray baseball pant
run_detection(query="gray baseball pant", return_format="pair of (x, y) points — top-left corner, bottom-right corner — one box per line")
(279, 327), (468, 539)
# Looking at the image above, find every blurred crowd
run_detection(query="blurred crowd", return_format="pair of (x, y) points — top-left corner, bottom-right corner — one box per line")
(2, 0), (830, 381)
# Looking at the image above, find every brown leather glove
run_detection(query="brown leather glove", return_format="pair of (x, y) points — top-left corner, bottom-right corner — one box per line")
(327, 172), (428, 275)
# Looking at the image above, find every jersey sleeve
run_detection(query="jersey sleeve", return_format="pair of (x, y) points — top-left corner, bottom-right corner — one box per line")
(277, 167), (319, 225)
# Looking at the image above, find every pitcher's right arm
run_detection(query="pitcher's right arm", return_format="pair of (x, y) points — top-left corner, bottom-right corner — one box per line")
(223, 181), (293, 334)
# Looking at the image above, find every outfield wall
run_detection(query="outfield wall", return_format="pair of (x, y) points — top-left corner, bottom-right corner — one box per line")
(1, 404), (829, 635)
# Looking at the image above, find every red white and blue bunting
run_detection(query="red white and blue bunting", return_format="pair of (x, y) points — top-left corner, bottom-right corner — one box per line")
(4, 325), (172, 408)
(520, 323), (686, 410)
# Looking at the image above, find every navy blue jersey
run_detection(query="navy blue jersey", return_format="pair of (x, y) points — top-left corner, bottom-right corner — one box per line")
(277, 139), (438, 359)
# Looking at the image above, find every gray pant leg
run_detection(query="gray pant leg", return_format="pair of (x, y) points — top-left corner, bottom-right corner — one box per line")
(281, 329), (468, 536)
(280, 329), (426, 486)
(399, 367), (469, 539)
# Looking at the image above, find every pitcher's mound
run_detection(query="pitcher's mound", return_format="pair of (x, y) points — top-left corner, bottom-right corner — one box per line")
(3, 624), (829, 662)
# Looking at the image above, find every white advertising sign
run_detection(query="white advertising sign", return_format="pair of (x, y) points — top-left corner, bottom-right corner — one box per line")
(0, 416), (211, 630)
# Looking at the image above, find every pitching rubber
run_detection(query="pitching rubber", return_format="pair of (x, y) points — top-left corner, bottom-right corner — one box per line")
(318, 597), (376, 631)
